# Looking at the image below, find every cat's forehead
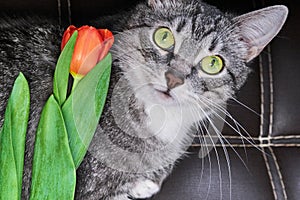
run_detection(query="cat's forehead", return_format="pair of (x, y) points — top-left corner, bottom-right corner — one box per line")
(148, 3), (231, 45)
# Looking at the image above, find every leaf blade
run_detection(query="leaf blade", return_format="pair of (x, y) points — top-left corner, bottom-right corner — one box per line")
(0, 73), (30, 200)
(53, 31), (78, 105)
(62, 53), (112, 168)
(29, 95), (76, 200)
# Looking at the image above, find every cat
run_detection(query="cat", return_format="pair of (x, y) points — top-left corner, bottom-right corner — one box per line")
(0, 0), (288, 199)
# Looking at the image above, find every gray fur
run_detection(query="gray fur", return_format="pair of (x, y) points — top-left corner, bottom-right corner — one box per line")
(0, 1), (288, 199)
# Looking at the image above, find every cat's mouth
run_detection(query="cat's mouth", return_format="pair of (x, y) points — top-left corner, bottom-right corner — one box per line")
(155, 89), (172, 99)
(143, 83), (180, 105)
(152, 85), (177, 104)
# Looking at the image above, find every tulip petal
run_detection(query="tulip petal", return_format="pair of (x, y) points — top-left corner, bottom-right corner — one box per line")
(97, 37), (114, 62)
(76, 44), (102, 76)
(76, 38), (114, 76)
(70, 26), (104, 77)
(61, 25), (77, 50)
(98, 29), (113, 41)
(97, 29), (114, 61)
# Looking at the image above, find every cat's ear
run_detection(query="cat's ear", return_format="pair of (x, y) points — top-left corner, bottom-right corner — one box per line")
(233, 5), (288, 62)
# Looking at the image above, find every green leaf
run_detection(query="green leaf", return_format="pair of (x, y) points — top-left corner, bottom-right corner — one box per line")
(0, 73), (30, 200)
(53, 31), (78, 106)
(29, 95), (76, 200)
(62, 53), (112, 168)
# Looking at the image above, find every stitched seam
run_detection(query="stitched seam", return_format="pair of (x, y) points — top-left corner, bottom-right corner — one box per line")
(67, 0), (72, 24)
(259, 53), (278, 200)
(262, 148), (278, 200)
(192, 144), (300, 147)
(269, 147), (288, 200)
(199, 134), (300, 140)
(259, 54), (265, 139)
(267, 46), (278, 199)
(267, 45), (288, 200)
(57, 0), (62, 25)
(268, 45), (274, 139)
(195, 135), (259, 140)
(272, 135), (300, 139)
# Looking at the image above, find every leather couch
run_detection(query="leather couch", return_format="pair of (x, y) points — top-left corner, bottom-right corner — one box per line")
(1, 0), (299, 199)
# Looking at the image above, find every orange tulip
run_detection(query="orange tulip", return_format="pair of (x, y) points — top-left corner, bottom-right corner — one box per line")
(61, 25), (114, 79)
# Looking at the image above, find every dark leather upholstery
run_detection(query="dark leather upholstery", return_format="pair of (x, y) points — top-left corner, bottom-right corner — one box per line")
(1, 0), (299, 199)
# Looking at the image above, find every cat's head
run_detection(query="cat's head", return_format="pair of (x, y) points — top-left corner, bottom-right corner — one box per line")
(112, 0), (288, 112)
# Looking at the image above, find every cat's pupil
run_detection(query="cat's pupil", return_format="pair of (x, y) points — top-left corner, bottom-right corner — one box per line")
(162, 32), (169, 41)
(210, 59), (216, 67)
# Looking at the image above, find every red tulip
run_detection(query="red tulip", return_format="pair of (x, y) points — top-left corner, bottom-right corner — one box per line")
(61, 25), (114, 79)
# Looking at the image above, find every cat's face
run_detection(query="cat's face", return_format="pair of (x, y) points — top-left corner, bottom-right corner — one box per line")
(112, 0), (287, 116)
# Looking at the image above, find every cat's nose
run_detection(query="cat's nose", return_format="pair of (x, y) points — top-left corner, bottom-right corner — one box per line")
(165, 69), (185, 90)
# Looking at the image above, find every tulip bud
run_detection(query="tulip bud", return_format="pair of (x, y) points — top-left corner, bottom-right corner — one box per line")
(61, 25), (114, 80)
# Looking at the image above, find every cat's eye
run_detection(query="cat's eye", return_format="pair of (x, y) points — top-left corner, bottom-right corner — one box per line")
(153, 27), (175, 51)
(200, 55), (224, 75)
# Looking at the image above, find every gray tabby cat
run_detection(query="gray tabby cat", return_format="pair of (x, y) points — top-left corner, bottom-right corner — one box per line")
(0, 0), (288, 199)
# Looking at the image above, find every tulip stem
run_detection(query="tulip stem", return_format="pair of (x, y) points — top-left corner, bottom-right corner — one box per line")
(71, 77), (81, 92)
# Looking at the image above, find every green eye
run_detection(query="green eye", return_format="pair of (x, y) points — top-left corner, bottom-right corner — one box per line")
(200, 55), (224, 75)
(153, 27), (175, 51)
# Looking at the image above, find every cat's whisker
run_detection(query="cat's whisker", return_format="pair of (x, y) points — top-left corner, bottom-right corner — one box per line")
(189, 95), (268, 200)
(199, 96), (259, 148)
(229, 96), (261, 117)
(191, 102), (226, 200)
(195, 96), (265, 164)
(187, 94), (243, 138)
(198, 103), (234, 200)
(188, 108), (207, 185)
(186, 94), (269, 188)
(205, 108), (251, 173)
(190, 107), (222, 197)
(190, 106), (218, 200)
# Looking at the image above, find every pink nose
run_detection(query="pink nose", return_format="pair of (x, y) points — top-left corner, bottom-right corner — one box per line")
(165, 69), (184, 90)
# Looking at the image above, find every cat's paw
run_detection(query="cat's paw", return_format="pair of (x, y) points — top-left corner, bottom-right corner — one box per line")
(129, 179), (160, 199)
